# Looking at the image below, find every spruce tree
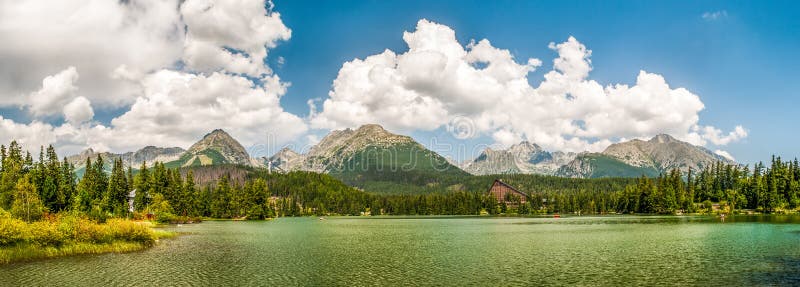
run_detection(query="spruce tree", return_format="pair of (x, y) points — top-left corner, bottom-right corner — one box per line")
(134, 161), (151, 212)
(106, 158), (129, 216)
(184, 170), (196, 216)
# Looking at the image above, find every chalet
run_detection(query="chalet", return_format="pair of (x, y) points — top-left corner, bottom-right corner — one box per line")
(487, 179), (528, 206)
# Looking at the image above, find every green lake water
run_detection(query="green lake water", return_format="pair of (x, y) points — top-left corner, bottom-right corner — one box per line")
(2, 216), (800, 286)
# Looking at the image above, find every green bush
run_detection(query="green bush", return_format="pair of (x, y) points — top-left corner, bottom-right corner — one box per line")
(0, 217), (28, 246)
(27, 221), (66, 246)
(106, 219), (155, 245)
(74, 219), (112, 243)
(155, 212), (176, 224)
(0, 214), (158, 249)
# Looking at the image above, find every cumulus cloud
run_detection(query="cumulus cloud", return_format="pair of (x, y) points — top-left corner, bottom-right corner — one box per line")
(0, 0), (184, 107)
(105, 70), (306, 151)
(0, 0), (304, 156)
(0, 116), (57, 151)
(27, 67), (80, 117)
(701, 125), (748, 145)
(180, 0), (291, 76)
(63, 96), (94, 125)
(311, 19), (747, 153)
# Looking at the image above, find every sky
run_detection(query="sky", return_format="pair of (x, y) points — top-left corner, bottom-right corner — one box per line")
(0, 0), (798, 165)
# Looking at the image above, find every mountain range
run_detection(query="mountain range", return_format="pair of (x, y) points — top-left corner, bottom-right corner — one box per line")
(67, 124), (735, 182)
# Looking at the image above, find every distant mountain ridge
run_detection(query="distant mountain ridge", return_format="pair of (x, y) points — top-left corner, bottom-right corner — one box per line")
(461, 134), (734, 178)
(461, 141), (576, 175)
(67, 129), (252, 169)
(66, 126), (735, 181)
(556, 134), (734, 178)
(66, 146), (185, 169)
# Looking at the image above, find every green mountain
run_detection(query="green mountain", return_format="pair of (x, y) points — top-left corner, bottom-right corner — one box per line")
(165, 129), (253, 168)
(557, 134), (733, 178)
(556, 153), (661, 178)
(267, 124), (469, 194)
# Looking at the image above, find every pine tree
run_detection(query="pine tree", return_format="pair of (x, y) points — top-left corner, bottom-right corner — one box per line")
(183, 170), (197, 216)
(0, 141), (24, 209)
(92, 155), (108, 202)
(211, 175), (232, 218)
(106, 158), (129, 216)
(59, 157), (76, 212)
(134, 161), (151, 212)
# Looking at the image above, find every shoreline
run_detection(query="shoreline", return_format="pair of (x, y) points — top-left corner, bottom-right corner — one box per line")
(0, 229), (176, 265)
(0, 217), (179, 265)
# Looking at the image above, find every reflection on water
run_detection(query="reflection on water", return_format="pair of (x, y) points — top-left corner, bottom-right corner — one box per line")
(2, 216), (800, 286)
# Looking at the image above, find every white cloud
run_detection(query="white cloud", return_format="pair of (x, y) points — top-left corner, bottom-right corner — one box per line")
(0, 0), (184, 108)
(63, 96), (94, 125)
(180, 0), (291, 76)
(27, 67), (79, 117)
(714, 149), (735, 161)
(701, 125), (748, 145)
(106, 70), (306, 151)
(0, 0), (305, 156)
(0, 116), (56, 151)
(311, 19), (747, 152)
(702, 10), (728, 21)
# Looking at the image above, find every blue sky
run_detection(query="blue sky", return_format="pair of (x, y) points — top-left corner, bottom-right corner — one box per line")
(0, 0), (797, 165)
(265, 0), (799, 164)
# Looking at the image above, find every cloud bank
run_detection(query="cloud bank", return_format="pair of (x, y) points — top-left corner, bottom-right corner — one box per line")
(0, 0), (305, 155)
(1, 7), (745, 160)
(310, 19), (747, 152)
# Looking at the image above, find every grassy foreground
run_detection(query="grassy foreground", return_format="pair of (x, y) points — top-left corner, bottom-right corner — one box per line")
(0, 212), (175, 264)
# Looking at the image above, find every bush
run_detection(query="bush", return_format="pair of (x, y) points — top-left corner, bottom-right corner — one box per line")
(73, 219), (112, 243)
(27, 221), (66, 246)
(155, 212), (176, 224)
(106, 219), (155, 245)
(0, 217), (28, 246)
(0, 214), (158, 249)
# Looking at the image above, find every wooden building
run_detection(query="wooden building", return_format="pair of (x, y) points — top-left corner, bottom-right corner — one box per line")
(487, 179), (528, 205)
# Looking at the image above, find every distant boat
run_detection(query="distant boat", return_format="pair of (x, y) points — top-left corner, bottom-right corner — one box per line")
(553, 214), (560, 218)
(319, 217), (326, 220)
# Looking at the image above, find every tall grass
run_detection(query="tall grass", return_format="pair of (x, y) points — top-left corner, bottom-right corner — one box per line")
(0, 213), (173, 264)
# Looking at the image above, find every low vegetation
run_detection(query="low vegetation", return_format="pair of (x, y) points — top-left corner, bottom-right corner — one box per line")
(0, 209), (171, 264)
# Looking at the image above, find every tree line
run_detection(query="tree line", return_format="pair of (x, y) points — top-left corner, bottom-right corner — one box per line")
(2, 140), (799, 221)
(615, 158), (800, 214)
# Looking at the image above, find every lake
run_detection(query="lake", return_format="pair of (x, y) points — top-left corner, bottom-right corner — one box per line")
(2, 216), (800, 286)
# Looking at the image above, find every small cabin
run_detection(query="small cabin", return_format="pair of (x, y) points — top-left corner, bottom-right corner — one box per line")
(488, 179), (528, 205)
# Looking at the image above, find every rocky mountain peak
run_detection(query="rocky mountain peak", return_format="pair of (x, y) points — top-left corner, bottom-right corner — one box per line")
(508, 141), (544, 154)
(186, 129), (251, 166)
(263, 147), (302, 172)
(650, 134), (678, 144)
(275, 147), (300, 158)
(462, 140), (574, 176)
(79, 148), (96, 157)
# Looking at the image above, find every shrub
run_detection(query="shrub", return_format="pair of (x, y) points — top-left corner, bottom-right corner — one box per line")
(74, 219), (112, 243)
(155, 212), (176, 224)
(106, 219), (155, 245)
(0, 217), (29, 246)
(27, 221), (66, 246)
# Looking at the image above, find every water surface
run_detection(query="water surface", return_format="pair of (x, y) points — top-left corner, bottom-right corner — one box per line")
(2, 216), (800, 286)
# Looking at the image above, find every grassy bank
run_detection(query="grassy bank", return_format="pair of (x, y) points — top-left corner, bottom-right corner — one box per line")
(0, 213), (175, 264)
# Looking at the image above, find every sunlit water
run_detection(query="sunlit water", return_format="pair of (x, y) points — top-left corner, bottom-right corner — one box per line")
(2, 216), (800, 286)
